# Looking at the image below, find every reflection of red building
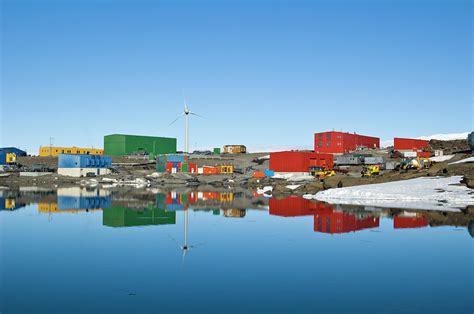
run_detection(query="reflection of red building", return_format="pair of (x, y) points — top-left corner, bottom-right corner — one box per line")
(269, 197), (315, 217)
(269, 197), (380, 234)
(314, 207), (379, 234)
(394, 213), (428, 229)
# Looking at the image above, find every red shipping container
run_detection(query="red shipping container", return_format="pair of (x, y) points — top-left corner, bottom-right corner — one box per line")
(314, 131), (380, 154)
(416, 151), (431, 158)
(188, 163), (198, 173)
(394, 138), (429, 152)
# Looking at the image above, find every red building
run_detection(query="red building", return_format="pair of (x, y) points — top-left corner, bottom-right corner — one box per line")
(314, 131), (380, 154)
(394, 138), (429, 152)
(269, 151), (334, 173)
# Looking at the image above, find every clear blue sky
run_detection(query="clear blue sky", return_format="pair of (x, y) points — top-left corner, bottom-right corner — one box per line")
(1, 0), (472, 154)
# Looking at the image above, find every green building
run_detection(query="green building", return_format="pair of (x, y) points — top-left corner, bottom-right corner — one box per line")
(104, 134), (177, 157)
(103, 206), (176, 227)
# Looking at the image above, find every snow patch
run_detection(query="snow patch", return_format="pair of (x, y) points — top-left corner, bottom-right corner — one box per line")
(273, 173), (315, 182)
(286, 185), (301, 190)
(416, 132), (469, 141)
(449, 157), (474, 165)
(307, 176), (473, 211)
(429, 155), (455, 162)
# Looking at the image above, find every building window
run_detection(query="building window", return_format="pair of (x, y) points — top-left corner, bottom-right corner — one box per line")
(326, 133), (331, 140)
(326, 142), (331, 147)
(318, 134), (323, 139)
(318, 142), (322, 147)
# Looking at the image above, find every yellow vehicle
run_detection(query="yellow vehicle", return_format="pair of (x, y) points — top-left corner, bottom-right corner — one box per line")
(362, 164), (380, 177)
(310, 166), (335, 179)
(400, 158), (431, 171)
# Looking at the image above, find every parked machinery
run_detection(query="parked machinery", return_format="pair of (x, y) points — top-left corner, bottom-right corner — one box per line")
(361, 164), (380, 177)
(398, 157), (431, 171)
(310, 166), (335, 179)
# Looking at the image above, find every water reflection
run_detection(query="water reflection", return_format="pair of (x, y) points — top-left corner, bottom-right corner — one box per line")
(1, 188), (472, 313)
(393, 211), (428, 229)
(268, 195), (473, 236)
(269, 196), (379, 234)
(103, 206), (176, 227)
(0, 190), (27, 211)
(1, 188), (472, 236)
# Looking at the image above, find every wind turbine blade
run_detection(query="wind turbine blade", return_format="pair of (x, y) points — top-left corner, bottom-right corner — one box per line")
(167, 235), (179, 246)
(182, 91), (188, 112)
(189, 112), (204, 118)
(168, 113), (184, 126)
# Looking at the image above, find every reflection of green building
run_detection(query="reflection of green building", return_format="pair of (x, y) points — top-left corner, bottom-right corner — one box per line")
(103, 206), (176, 227)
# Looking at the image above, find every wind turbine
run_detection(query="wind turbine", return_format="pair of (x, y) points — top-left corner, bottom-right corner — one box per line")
(169, 96), (202, 154)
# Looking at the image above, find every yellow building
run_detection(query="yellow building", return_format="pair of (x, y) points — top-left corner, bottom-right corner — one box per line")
(39, 146), (104, 157)
(223, 145), (247, 154)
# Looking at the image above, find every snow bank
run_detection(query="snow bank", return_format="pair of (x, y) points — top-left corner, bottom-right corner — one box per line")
(449, 157), (474, 165)
(272, 173), (315, 182)
(429, 155), (455, 162)
(307, 176), (473, 211)
(416, 132), (469, 141)
(286, 184), (301, 190)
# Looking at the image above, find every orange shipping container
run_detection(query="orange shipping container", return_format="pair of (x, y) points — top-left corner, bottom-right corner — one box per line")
(203, 167), (218, 175)
(253, 171), (265, 178)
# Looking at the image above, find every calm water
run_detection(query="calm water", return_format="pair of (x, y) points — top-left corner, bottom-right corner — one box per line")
(1, 188), (472, 314)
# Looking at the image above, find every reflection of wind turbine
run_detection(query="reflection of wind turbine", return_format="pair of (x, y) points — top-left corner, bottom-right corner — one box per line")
(168, 206), (205, 264)
(169, 96), (203, 154)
